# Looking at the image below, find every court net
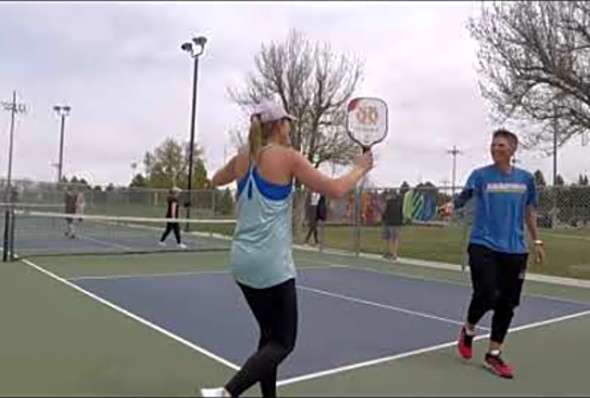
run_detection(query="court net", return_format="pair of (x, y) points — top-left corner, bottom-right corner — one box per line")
(2, 209), (235, 260)
(0, 202), (64, 212)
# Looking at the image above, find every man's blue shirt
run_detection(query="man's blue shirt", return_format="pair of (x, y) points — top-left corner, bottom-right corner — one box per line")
(453, 165), (538, 254)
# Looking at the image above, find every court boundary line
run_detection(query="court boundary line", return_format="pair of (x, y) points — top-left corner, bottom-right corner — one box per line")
(13, 230), (226, 256)
(77, 234), (134, 251)
(276, 308), (590, 388)
(294, 251), (590, 307)
(66, 264), (344, 281)
(19, 258), (590, 390)
(13, 234), (135, 256)
(20, 258), (241, 372)
(66, 259), (590, 312)
(294, 245), (590, 289)
(327, 262), (590, 308)
(67, 269), (231, 281)
(297, 285), (490, 331)
(68, 265), (489, 338)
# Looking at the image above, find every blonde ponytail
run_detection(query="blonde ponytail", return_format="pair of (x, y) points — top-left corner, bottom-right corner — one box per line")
(248, 115), (277, 162)
(249, 115), (263, 162)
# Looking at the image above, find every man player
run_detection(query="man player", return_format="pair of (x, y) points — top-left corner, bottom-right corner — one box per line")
(440, 129), (545, 379)
(158, 186), (186, 249)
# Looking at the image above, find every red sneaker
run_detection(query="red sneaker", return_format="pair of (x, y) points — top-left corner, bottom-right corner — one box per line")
(484, 352), (514, 379)
(457, 326), (474, 360)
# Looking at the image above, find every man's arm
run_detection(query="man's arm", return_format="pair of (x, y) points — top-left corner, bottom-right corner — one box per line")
(525, 204), (545, 263)
(525, 174), (545, 263)
(524, 205), (540, 242)
(452, 187), (475, 210)
(440, 171), (477, 216)
(525, 173), (541, 243)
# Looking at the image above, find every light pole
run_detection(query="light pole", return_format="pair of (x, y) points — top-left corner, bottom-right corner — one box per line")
(2, 90), (27, 203)
(129, 162), (138, 186)
(446, 145), (462, 196)
(181, 35), (207, 230)
(440, 178), (450, 192)
(53, 105), (71, 185)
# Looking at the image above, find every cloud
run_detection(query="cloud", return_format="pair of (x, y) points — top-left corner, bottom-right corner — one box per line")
(0, 1), (587, 189)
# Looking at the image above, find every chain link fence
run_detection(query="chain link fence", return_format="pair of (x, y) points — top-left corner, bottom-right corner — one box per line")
(3, 179), (590, 230)
(2, 178), (589, 278)
(0, 179), (237, 219)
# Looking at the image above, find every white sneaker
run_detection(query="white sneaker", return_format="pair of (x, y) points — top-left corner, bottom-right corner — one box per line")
(158, 241), (166, 247)
(200, 387), (228, 397)
(178, 243), (187, 249)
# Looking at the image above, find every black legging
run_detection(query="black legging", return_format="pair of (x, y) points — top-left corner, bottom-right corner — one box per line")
(305, 218), (318, 244)
(225, 278), (298, 398)
(160, 222), (181, 244)
(466, 244), (527, 344)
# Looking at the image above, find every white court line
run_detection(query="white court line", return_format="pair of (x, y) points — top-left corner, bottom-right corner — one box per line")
(277, 308), (590, 388)
(294, 254), (590, 307)
(68, 269), (230, 281)
(21, 258), (240, 371)
(298, 285), (490, 331)
(330, 263), (590, 308)
(15, 234), (134, 254)
(67, 264), (345, 282)
(296, 253), (590, 308)
(70, 267), (485, 331)
(20, 257), (590, 390)
(76, 234), (134, 251)
(296, 244), (590, 289)
(69, 263), (590, 333)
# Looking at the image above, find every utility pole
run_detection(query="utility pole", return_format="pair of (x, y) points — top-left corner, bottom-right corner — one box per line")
(446, 145), (462, 196)
(552, 104), (558, 186)
(2, 90), (27, 203)
(53, 105), (71, 185)
(181, 36), (207, 231)
(551, 104), (559, 227)
(440, 178), (450, 193)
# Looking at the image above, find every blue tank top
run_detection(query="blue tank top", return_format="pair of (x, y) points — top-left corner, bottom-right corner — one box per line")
(229, 147), (296, 288)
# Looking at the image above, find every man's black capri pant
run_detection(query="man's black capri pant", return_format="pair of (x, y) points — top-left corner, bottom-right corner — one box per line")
(466, 243), (528, 343)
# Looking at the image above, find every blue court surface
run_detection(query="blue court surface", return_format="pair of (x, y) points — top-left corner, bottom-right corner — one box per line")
(68, 264), (590, 382)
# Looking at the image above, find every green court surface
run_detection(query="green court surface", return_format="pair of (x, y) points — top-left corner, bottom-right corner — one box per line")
(1, 248), (589, 396)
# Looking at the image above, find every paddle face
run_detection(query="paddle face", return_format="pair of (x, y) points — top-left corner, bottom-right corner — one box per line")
(346, 97), (389, 152)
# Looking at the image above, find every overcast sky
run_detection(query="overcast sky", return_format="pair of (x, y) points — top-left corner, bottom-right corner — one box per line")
(1, 1), (588, 189)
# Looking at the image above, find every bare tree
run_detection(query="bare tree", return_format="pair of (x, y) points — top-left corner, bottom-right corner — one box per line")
(227, 123), (248, 149)
(228, 29), (364, 235)
(468, 1), (590, 152)
(228, 29), (364, 167)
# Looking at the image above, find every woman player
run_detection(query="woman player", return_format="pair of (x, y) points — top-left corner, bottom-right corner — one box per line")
(201, 100), (373, 397)
(158, 186), (186, 249)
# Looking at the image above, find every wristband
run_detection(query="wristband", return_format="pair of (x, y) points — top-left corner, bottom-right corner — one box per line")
(533, 240), (543, 246)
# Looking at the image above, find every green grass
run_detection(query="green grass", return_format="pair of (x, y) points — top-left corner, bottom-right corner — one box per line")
(296, 224), (590, 280)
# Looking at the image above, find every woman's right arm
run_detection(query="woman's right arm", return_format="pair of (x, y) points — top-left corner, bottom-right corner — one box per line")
(211, 155), (237, 188)
(289, 149), (373, 199)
